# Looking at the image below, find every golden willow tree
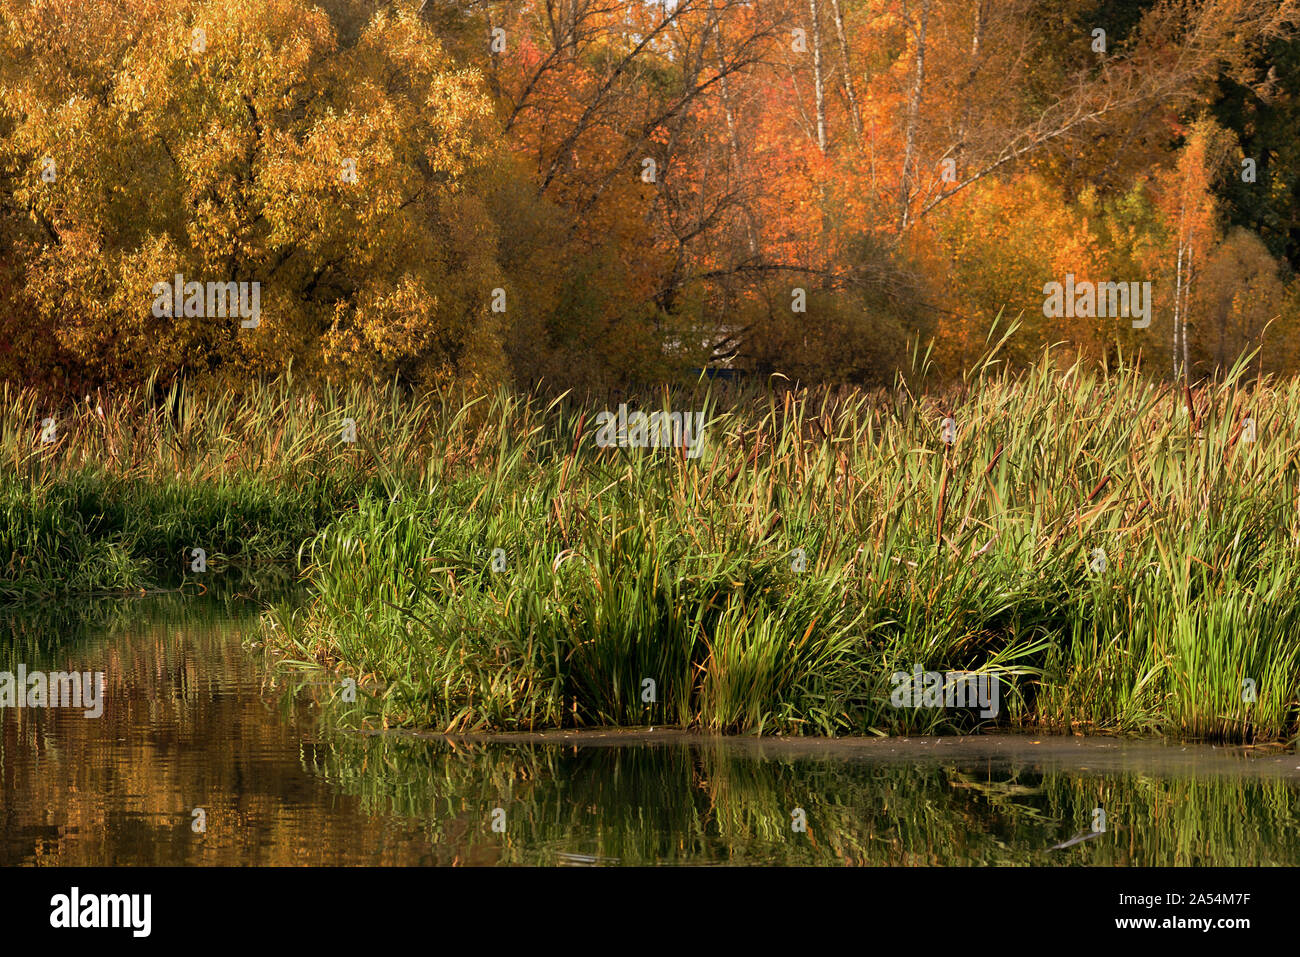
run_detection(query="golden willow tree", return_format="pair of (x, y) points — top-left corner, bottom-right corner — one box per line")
(0, 0), (508, 390)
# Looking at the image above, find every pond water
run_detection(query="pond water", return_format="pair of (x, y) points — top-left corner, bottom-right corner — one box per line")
(3, 594), (1300, 866)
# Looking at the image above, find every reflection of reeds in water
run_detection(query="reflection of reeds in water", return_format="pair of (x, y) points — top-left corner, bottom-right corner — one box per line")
(303, 731), (1300, 866)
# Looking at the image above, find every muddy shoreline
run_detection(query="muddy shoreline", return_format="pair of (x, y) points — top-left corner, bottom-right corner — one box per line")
(366, 727), (1300, 778)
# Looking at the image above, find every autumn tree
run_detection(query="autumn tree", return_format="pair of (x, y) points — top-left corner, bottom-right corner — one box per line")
(0, 0), (510, 390)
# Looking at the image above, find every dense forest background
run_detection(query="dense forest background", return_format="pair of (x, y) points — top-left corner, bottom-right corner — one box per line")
(1, 0), (1298, 395)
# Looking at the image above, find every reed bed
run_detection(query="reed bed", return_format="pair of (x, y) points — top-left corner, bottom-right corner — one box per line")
(7, 341), (1300, 740)
(266, 345), (1300, 741)
(0, 376), (416, 598)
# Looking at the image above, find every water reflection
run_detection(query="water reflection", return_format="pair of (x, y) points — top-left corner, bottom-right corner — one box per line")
(2, 596), (1299, 866)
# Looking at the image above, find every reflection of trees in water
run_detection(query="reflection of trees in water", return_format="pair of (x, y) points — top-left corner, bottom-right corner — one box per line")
(305, 732), (1300, 866)
(0, 593), (398, 867)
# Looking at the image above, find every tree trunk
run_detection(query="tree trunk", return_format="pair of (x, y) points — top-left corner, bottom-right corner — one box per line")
(808, 0), (828, 152)
(957, 0), (986, 151)
(1182, 231), (1195, 384)
(829, 0), (862, 139)
(715, 23), (760, 256)
(1173, 232), (1185, 381)
(899, 0), (930, 230)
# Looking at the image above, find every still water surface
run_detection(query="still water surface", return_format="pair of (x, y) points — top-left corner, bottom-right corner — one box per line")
(3, 594), (1299, 865)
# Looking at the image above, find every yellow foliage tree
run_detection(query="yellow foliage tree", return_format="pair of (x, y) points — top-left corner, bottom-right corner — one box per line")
(0, 0), (507, 390)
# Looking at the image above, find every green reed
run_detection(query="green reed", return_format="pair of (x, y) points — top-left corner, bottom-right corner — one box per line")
(266, 343), (1300, 741)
